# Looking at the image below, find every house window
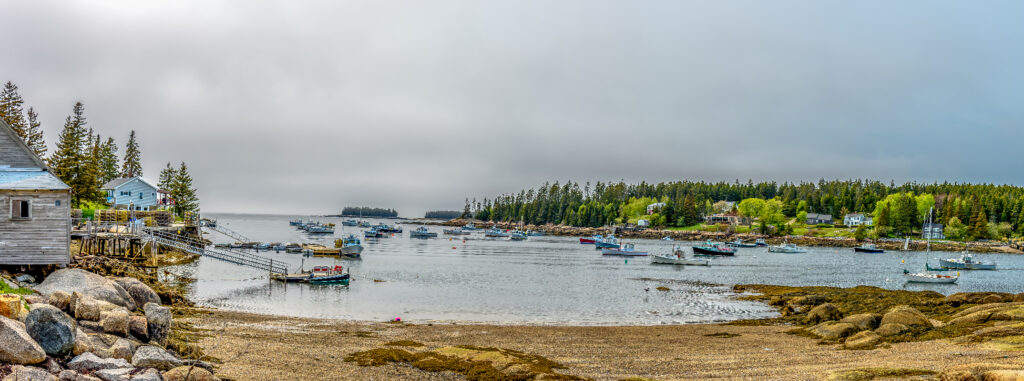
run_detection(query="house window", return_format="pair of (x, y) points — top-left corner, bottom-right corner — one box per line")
(55, 200), (61, 206)
(11, 200), (30, 219)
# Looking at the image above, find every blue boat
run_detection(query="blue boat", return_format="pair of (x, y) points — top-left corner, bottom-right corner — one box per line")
(484, 228), (509, 238)
(693, 240), (737, 256)
(308, 265), (350, 285)
(337, 235), (363, 257)
(526, 230), (545, 236)
(410, 227), (438, 238)
(509, 230), (528, 241)
(306, 223), (335, 234)
(342, 219), (359, 226)
(289, 219), (304, 226)
(594, 235), (620, 249)
(364, 229), (382, 238)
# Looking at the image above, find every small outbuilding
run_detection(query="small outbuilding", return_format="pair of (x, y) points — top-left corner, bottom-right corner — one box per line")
(0, 118), (71, 266)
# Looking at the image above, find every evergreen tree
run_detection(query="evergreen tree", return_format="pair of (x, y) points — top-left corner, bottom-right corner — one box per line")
(158, 162), (177, 190)
(24, 107), (47, 157)
(121, 130), (143, 178)
(971, 209), (989, 240)
(99, 137), (119, 183)
(170, 162), (199, 218)
(0, 81), (27, 138)
(49, 102), (101, 206)
(680, 194), (698, 226)
(462, 198), (472, 218)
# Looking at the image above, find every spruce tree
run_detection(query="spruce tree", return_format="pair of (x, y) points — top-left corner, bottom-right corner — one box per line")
(971, 209), (989, 240)
(158, 163), (177, 190)
(0, 81), (27, 138)
(99, 137), (119, 183)
(121, 130), (143, 178)
(171, 162), (199, 218)
(24, 107), (47, 157)
(49, 102), (99, 206)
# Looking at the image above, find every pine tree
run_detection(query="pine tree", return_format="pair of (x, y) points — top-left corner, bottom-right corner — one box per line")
(24, 107), (47, 157)
(0, 81), (27, 139)
(158, 163), (177, 190)
(49, 102), (100, 206)
(99, 137), (119, 183)
(971, 209), (989, 240)
(121, 130), (143, 178)
(171, 162), (199, 218)
(462, 198), (471, 218)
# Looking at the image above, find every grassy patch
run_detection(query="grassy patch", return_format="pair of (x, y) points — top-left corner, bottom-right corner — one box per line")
(703, 332), (740, 338)
(0, 279), (34, 295)
(384, 340), (425, 347)
(345, 345), (583, 381)
(826, 367), (935, 381)
(655, 286), (670, 292)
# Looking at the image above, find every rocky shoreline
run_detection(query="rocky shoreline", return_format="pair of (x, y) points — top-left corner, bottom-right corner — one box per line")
(425, 218), (1022, 254)
(0, 267), (215, 381)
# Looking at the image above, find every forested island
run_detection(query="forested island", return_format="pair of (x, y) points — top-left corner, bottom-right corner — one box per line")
(339, 206), (399, 218)
(424, 210), (461, 219)
(460, 180), (1024, 240)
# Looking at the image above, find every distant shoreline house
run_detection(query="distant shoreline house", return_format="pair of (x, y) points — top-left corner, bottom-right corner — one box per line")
(843, 213), (873, 226)
(705, 214), (741, 225)
(102, 177), (168, 211)
(646, 203), (666, 215)
(923, 223), (945, 240)
(0, 118), (71, 266)
(806, 213), (833, 225)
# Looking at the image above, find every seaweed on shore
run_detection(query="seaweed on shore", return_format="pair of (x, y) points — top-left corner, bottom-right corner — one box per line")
(826, 367), (935, 381)
(345, 344), (585, 381)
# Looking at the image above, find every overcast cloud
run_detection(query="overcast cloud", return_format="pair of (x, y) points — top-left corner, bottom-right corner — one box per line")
(2, 1), (1023, 216)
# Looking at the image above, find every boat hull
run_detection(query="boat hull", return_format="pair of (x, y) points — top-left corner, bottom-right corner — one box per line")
(938, 258), (996, 270)
(594, 242), (620, 249)
(579, 238), (596, 244)
(692, 247), (735, 256)
(650, 254), (708, 266)
(904, 274), (957, 284)
(768, 246), (807, 254)
(854, 247), (885, 253)
(309, 273), (351, 285)
(341, 245), (363, 255)
(601, 248), (648, 256)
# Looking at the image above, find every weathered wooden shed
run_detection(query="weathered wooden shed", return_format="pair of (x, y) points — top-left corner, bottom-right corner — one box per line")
(0, 118), (71, 266)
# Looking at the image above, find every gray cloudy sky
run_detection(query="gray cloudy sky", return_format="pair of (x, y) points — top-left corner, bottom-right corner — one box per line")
(3, 1), (1023, 216)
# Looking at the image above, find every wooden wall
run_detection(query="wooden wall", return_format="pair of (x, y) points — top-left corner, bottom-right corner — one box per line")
(0, 190), (71, 265)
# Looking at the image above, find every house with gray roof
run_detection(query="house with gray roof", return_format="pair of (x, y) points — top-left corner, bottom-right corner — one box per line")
(0, 118), (71, 266)
(102, 176), (164, 210)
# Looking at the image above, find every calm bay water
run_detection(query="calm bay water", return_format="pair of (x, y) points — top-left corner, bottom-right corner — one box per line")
(170, 213), (1024, 325)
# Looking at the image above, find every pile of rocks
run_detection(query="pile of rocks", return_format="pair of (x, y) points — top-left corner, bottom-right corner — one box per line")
(0, 269), (217, 381)
(801, 303), (942, 350)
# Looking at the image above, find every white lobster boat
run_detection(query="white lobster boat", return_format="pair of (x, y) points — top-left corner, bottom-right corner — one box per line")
(651, 251), (709, 266)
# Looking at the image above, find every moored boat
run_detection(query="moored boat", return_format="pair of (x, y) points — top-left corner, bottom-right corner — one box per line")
(410, 227), (438, 238)
(903, 269), (958, 283)
(335, 234), (364, 257)
(509, 230), (528, 241)
(854, 244), (884, 253)
(692, 240), (736, 256)
(443, 228), (471, 235)
(594, 235), (620, 249)
(601, 243), (647, 256)
(651, 248), (709, 266)
(483, 227), (507, 236)
(727, 239), (758, 248)
(939, 253), (996, 270)
(755, 239), (767, 247)
(579, 235), (600, 244)
(526, 230), (545, 237)
(308, 265), (350, 285)
(364, 229), (383, 238)
(768, 239), (807, 253)
(342, 219), (359, 226)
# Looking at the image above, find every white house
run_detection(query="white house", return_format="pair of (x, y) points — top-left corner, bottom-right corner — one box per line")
(923, 223), (945, 240)
(646, 203), (666, 215)
(102, 177), (162, 210)
(843, 213), (873, 226)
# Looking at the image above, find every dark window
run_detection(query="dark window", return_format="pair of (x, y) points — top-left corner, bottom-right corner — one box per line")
(11, 200), (30, 219)
(55, 200), (61, 206)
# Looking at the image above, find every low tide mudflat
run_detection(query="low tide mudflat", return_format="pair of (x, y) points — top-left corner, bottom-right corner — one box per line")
(192, 309), (1023, 380)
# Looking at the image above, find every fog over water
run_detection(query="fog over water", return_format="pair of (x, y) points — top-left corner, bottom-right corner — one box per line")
(3, 1), (1023, 216)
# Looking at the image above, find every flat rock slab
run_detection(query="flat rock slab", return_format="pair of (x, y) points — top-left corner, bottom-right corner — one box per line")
(35, 269), (135, 311)
(67, 352), (132, 372)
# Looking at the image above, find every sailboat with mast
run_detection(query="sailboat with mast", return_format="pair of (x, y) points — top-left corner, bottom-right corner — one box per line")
(904, 207), (958, 284)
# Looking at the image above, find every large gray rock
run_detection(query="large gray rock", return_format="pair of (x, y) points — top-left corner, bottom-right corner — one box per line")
(0, 315), (47, 364)
(75, 299), (119, 322)
(67, 352), (132, 372)
(2, 365), (56, 381)
(101, 308), (130, 337)
(806, 303), (842, 324)
(143, 303), (171, 346)
(880, 305), (931, 328)
(844, 330), (882, 350)
(132, 345), (182, 371)
(25, 304), (77, 357)
(35, 269), (135, 311)
(110, 278), (160, 310)
(57, 370), (102, 381)
(109, 338), (137, 362)
(840, 313), (882, 331)
(0, 313), (47, 364)
(808, 321), (859, 340)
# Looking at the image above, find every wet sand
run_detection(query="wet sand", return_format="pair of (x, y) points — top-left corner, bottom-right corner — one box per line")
(191, 309), (1024, 380)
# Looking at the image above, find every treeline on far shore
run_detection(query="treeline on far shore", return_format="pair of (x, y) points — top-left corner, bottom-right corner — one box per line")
(424, 210), (461, 219)
(459, 179), (1024, 239)
(339, 206), (398, 218)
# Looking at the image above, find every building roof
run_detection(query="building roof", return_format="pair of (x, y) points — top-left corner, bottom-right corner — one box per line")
(845, 213), (865, 218)
(0, 169), (71, 190)
(0, 118), (50, 170)
(806, 213), (833, 220)
(102, 176), (159, 191)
